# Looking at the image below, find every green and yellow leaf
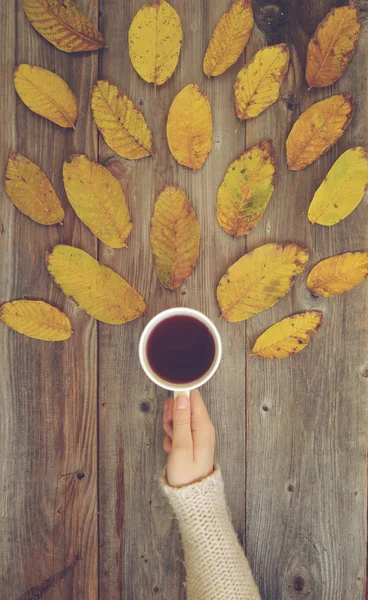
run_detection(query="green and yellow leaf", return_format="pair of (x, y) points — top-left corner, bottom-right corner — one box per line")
(91, 80), (153, 160)
(307, 252), (368, 297)
(234, 44), (290, 121)
(251, 311), (323, 359)
(217, 243), (309, 322)
(216, 140), (276, 237)
(23, 0), (105, 53)
(129, 0), (182, 86)
(0, 300), (72, 341)
(308, 147), (368, 226)
(5, 152), (64, 225)
(167, 84), (212, 170)
(150, 186), (200, 290)
(46, 245), (146, 324)
(306, 3), (360, 89)
(14, 64), (78, 128)
(203, 0), (253, 77)
(286, 95), (353, 171)
(63, 154), (132, 248)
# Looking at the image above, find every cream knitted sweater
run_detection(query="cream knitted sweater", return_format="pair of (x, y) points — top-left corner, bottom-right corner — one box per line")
(161, 466), (261, 600)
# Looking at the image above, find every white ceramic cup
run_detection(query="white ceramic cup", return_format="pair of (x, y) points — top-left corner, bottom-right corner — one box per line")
(139, 307), (222, 398)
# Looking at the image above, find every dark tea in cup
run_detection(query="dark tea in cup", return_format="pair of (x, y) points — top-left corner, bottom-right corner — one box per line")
(146, 315), (216, 384)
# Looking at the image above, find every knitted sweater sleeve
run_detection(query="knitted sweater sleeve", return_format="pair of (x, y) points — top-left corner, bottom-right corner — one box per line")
(161, 466), (261, 600)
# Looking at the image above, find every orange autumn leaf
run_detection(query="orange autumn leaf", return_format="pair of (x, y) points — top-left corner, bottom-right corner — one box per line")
(167, 84), (212, 170)
(251, 311), (323, 359)
(203, 0), (253, 77)
(46, 245), (146, 324)
(129, 0), (182, 87)
(5, 152), (64, 225)
(306, 3), (360, 89)
(0, 300), (72, 341)
(91, 80), (153, 160)
(286, 95), (353, 171)
(234, 44), (290, 122)
(14, 64), (78, 128)
(150, 186), (200, 290)
(63, 154), (132, 248)
(217, 243), (309, 322)
(307, 252), (368, 297)
(216, 140), (276, 237)
(308, 147), (368, 226)
(23, 0), (105, 53)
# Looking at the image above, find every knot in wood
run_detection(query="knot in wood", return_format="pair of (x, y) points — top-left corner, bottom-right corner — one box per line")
(255, 1), (288, 34)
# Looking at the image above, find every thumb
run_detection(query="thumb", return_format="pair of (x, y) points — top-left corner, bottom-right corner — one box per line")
(172, 393), (193, 453)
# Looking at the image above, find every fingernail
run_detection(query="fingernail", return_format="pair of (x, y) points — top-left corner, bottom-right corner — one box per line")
(175, 394), (189, 409)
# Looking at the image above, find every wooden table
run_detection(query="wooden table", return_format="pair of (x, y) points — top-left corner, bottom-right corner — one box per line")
(1, 1), (366, 598)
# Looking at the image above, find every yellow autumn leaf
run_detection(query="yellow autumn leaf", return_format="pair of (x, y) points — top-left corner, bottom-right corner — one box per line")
(5, 152), (64, 225)
(217, 243), (309, 322)
(306, 3), (360, 89)
(150, 186), (200, 290)
(91, 80), (153, 160)
(308, 147), (368, 226)
(217, 140), (276, 237)
(14, 64), (78, 128)
(251, 311), (323, 359)
(286, 95), (353, 171)
(234, 44), (290, 122)
(23, 0), (105, 53)
(63, 155), (132, 248)
(0, 300), (72, 341)
(46, 245), (146, 324)
(167, 84), (212, 170)
(128, 0), (182, 87)
(307, 252), (368, 297)
(203, 0), (253, 77)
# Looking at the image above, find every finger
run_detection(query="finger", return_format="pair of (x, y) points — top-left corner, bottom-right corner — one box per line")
(190, 389), (213, 432)
(163, 397), (174, 439)
(172, 393), (193, 454)
(163, 434), (172, 453)
(164, 397), (174, 424)
(190, 389), (216, 455)
(163, 418), (173, 440)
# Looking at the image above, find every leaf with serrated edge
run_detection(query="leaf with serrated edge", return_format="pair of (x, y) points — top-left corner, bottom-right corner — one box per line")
(252, 311), (323, 359)
(23, 0), (105, 53)
(308, 147), (368, 226)
(217, 243), (309, 322)
(150, 186), (200, 290)
(91, 80), (153, 160)
(167, 84), (212, 170)
(46, 245), (146, 324)
(307, 252), (368, 297)
(129, 0), (182, 86)
(235, 44), (289, 121)
(0, 300), (72, 341)
(5, 152), (64, 225)
(203, 0), (253, 77)
(286, 95), (353, 171)
(217, 140), (276, 238)
(306, 3), (360, 89)
(14, 64), (78, 128)
(63, 155), (132, 248)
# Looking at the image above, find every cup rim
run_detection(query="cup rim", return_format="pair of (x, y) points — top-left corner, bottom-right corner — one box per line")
(138, 307), (222, 392)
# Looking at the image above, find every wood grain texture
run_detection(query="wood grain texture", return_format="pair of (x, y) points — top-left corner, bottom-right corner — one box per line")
(246, 1), (367, 599)
(0, 2), (98, 599)
(97, 1), (247, 598)
(1, 1), (367, 599)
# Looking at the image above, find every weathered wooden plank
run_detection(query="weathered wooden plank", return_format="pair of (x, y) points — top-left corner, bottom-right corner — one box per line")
(98, 0), (247, 597)
(245, 1), (367, 598)
(0, 2), (99, 598)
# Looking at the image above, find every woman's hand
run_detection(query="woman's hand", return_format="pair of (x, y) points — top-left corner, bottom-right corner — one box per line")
(163, 389), (215, 487)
